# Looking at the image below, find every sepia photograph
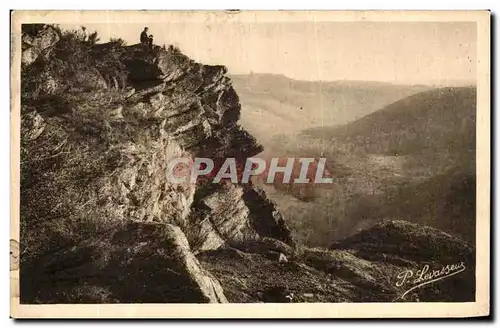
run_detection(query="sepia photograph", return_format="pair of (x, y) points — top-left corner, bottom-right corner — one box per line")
(10, 10), (490, 318)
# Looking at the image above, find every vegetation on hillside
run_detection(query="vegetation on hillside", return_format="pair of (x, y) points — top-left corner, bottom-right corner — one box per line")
(254, 87), (476, 246)
(21, 25), (128, 104)
(20, 27), (166, 264)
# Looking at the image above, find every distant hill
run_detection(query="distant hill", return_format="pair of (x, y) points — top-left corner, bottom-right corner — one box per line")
(231, 74), (431, 142)
(303, 87), (476, 160)
(260, 87), (476, 245)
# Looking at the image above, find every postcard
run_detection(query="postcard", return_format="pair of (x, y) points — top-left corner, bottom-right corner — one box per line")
(10, 10), (490, 318)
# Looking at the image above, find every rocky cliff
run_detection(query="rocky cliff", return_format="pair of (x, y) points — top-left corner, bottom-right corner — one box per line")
(20, 26), (292, 303)
(19, 26), (475, 304)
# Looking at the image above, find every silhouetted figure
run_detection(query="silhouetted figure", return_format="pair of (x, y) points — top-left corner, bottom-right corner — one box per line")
(148, 35), (154, 50)
(140, 27), (149, 48)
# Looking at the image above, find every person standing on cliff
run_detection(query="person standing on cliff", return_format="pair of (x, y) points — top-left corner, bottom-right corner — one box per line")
(140, 27), (149, 48)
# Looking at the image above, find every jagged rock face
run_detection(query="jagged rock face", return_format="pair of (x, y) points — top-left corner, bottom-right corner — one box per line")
(120, 47), (258, 157)
(22, 26), (60, 66)
(186, 183), (254, 252)
(243, 187), (295, 246)
(184, 182), (294, 254)
(111, 45), (289, 251)
(20, 30), (294, 303)
(21, 92), (196, 228)
(21, 36), (289, 241)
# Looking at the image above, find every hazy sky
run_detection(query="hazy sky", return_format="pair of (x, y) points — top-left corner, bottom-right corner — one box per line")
(60, 21), (476, 84)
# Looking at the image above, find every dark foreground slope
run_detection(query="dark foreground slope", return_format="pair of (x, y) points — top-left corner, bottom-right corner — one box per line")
(19, 26), (474, 303)
(200, 220), (474, 302)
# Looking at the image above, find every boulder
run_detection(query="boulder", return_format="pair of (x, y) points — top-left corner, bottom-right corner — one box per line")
(22, 26), (60, 66)
(109, 105), (124, 120)
(162, 224), (228, 303)
(21, 110), (46, 141)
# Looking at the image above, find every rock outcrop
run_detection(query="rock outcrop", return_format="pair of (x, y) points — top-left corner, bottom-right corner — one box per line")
(21, 25), (60, 66)
(185, 183), (294, 253)
(20, 27), (293, 303)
